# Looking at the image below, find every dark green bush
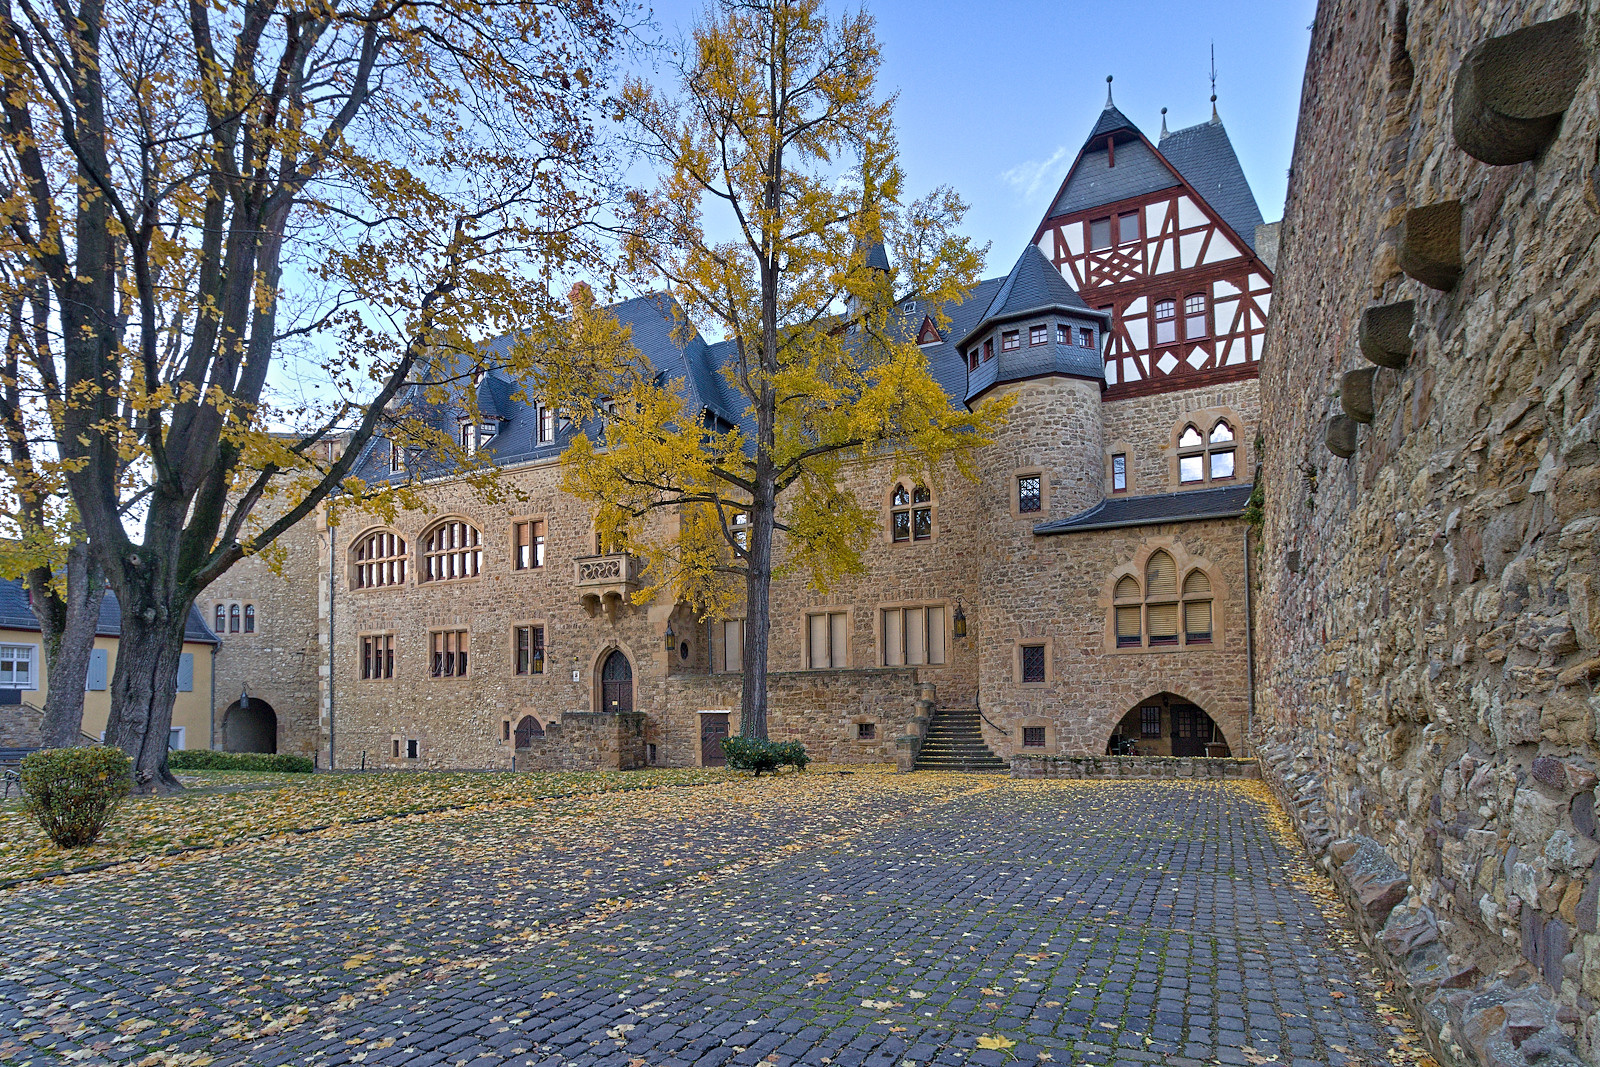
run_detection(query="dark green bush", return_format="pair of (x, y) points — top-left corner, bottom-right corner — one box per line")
(167, 750), (314, 773)
(20, 746), (131, 847)
(721, 737), (808, 775)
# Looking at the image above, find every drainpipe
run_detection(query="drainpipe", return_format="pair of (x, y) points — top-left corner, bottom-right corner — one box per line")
(209, 641), (219, 750)
(1243, 525), (1257, 753)
(327, 522), (337, 771)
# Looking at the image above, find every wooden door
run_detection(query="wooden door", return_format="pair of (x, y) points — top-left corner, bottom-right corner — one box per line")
(1170, 704), (1209, 757)
(601, 650), (632, 713)
(700, 713), (730, 766)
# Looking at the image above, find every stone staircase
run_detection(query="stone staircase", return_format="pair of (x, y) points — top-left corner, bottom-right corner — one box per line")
(913, 706), (1009, 774)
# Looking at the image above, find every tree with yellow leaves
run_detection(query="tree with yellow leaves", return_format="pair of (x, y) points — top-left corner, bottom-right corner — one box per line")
(0, 0), (631, 788)
(539, 0), (1004, 739)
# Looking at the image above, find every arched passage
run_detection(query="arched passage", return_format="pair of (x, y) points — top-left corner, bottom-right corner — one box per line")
(1105, 692), (1230, 758)
(599, 649), (633, 713)
(514, 714), (545, 748)
(222, 698), (278, 753)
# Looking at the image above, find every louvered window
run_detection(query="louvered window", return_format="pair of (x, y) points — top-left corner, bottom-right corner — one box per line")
(1114, 575), (1142, 648)
(1145, 552), (1179, 646)
(1184, 570), (1214, 643)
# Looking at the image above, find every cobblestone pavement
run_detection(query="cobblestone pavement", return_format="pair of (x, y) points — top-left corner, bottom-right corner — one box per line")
(0, 775), (1416, 1066)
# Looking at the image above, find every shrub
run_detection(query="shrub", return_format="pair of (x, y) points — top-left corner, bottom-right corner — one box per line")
(166, 750), (314, 773)
(20, 746), (131, 847)
(721, 737), (808, 776)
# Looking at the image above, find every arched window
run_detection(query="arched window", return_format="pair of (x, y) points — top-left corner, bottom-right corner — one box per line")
(889, 482), (932, 543)
(215, 604), (226, 632)
(229, 604), (241, 633)
(1153, 299), (1176, 345)
(421, 520), (482, 582)
(1177, 419), (1238, 484)
(514, 714), (545, 748)
(351, 529), (408, 589)
(1145, 551), (1178, 646)
(1111, 555), (1220, 650)
(243, 604), (255, 633)
(1114, 576), (1142, 647)
(1183, 570), (1213, 644)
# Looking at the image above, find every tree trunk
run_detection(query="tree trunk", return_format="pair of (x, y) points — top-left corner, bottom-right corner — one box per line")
(28, 542), (106, 748)
(101, 580), (189, 793)
(740, 483), (776, 740)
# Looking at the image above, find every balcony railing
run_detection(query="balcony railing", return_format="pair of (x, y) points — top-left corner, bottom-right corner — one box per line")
(574, 553), (645, 620)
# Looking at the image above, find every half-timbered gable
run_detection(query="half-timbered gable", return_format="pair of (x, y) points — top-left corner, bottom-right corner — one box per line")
(1032, 102), (1273, 399)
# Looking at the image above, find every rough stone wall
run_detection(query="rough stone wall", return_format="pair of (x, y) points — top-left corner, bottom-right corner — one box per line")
(0, 700), (42, 747)
(206, 501), (326, 757)
(1101, 381), (1260, 497)
(663, 667), (921, 765)
(1256, 2), (1600, 1064)
(515, 711), (646, 771)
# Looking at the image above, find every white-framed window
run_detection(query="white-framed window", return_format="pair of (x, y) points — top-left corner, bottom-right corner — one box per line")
(0, 643), (37, 688)
(538, 404), (555, 443)
(1185, 293), (1208, 338)
(881, 605), (946, 666)
(1153, 299), (1176, 345)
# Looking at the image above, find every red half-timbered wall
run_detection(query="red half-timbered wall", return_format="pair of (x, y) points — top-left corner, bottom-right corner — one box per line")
(1032, 159), (1272, 400)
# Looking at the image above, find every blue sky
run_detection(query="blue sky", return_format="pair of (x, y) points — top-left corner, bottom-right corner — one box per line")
(641, 0), (1317, 275)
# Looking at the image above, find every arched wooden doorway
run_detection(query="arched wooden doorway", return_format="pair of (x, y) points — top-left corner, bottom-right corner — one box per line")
(600, 650), (633, 713)
(222, 698), (277, 753)
(1106, 692), (1228, 758)
(514, 715), (545, 748)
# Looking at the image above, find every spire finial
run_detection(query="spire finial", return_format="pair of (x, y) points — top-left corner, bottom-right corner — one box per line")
(1210, 42), (1219, 122)
(1105, 74), (1114, 107)
(1160, 106), (1169, 138)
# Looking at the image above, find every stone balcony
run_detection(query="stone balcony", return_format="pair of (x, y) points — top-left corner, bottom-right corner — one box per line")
(575, 553), (645, 620)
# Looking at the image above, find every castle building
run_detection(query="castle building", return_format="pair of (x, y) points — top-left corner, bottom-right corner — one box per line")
(202, 93), (1279, 772)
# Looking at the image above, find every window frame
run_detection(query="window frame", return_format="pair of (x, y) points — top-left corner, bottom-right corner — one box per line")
(360, 632), (396, 681)
(1001, 329), (1021, 352)
(1111, 453), (1128, 494)
(1184, 292), (1209, 339)
(887, 480), (934, 544)
(1117, 211), (1141, 246)
(880, 603), (948, 667)
(243, 604), (255, 633)
(1011, 638), (1053, 687)
(513, 622), (546, 676)
(419, 519), (483, 583)
(713, 617), (746, 673)
(1089, 216), (1112, 250)
(856, 721), (877, 741)
(1108, 551), (1222, 653)
(1153, 298), (1177, 346)
(805, 609), (850, 669)
(0, 643), (37, 689)
(1017, 474), (1042, 514)
(1029, 324), (1048, 346)
(1009, 467), (1050, 520)
(429, 628), (470, 678)
(1022, 725), (1046, 748)
(350, 528), (408, 590)
(511, 517), (547, 572)
(1175, 418), (1239, 487)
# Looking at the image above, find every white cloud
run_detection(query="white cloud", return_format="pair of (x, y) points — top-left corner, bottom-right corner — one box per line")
(1000, 145), (1069, 201)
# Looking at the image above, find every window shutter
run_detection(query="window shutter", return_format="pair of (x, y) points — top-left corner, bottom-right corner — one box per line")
(1114, 576), (1139, 600)
(1116, 606), (1142, 641)
(926, 606), (946, 665)
(1147, 603), (1179, 641)
(883, 609), (904, 666)
(905, 607), (926, 665)
(86, 648), (108, 692)
(1145, 553), (1177, 597)
(1182, 570), (1211, 596)
(177, 652), (194, 692)
(1185, 600), (1213, 638)
(723, 620), (743, 673)
(808, 614), (828, 669)
(829, 612), (847, 668)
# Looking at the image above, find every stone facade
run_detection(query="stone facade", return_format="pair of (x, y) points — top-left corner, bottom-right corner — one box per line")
(1255, 2), (1600, 1064)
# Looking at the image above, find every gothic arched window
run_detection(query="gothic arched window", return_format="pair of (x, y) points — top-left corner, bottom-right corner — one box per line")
(1177, 419), (1238, 485)
(1111, 555), (1220, 650)
(889, 481), (932, 543)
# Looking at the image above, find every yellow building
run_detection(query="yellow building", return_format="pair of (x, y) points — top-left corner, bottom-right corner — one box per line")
(0, 578), (219, 749)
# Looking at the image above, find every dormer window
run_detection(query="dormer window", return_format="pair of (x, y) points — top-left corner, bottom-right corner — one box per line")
(1029, 325), (1047, 346)
(967, 347), (980, 372)
(538, 405), (555, 444)
(1079, 327), (1095, 349)
(1056, 324), (1069, 345)
(459, 420), (475, 456)
(388, 440), (405, 474)
(1001, 330), (1020, 352)
(983, 339), (993, 363)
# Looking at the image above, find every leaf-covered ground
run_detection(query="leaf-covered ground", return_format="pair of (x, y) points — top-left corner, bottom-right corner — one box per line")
(0, 773), (1435, 1066)
(0, 767), (742, 882)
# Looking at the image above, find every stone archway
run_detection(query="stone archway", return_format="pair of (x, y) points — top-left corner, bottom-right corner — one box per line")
(514, 714), (546, 748)
(1105, 692), (1230, 758)
(222, 698), (278, 753)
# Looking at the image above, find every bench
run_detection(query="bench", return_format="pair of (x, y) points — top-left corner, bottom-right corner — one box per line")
(0, 746), (38, 799)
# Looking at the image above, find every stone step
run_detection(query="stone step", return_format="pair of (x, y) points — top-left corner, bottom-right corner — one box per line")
(915, 706), (1006, 773)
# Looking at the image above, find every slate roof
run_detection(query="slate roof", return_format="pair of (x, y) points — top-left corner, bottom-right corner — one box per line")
(1033, 484), (1255, 535)
(1047, 104), (1265, 253)
(0, 577), (219, 643)
(962, 245), (1101, 345)
(1159, 119), (1265, 252)
(348, 293), (747, 487)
